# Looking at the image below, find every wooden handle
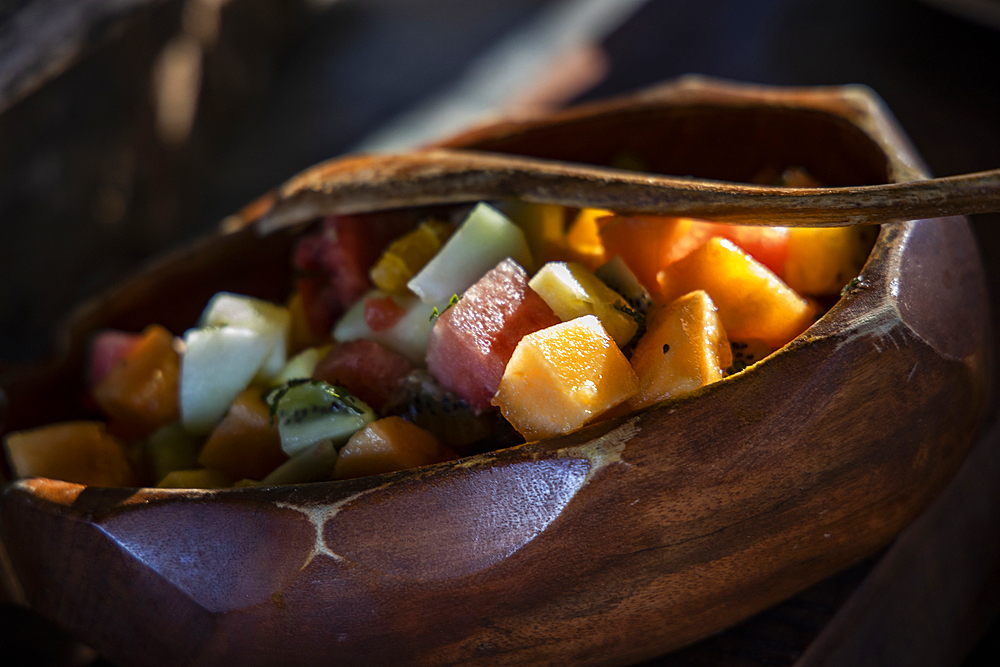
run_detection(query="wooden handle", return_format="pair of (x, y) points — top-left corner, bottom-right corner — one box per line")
(256, 149), (1000, 233)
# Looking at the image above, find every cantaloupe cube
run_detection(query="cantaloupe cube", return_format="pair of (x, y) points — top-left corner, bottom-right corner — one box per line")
(657, 237), (815, 349)
(198, 385), (288, 481)
(599, 215), (691, 293)
(628, 291), (732, 411)
(333, 416), (444, 479)
(493, 315), (639, 440)
(3, 421), (138, 487)
(783, 226), (876, 295)
(529, 261), (639, 348)
(92, 324), (180, 436)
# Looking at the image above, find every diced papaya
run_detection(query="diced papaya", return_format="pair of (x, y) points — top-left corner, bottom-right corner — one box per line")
(628, 291), (732, 411)
(333, 416), (444, 479)
(3, 421), (138, 487)
(657, 237), (815, 349)
(598, 215), (691, 293)
(783, 226), (877, 295)
(493, 315), (639, 440)
(197, 385), (288, 481)
(91, 324), (180, 436)
(157, 468), (235, 489)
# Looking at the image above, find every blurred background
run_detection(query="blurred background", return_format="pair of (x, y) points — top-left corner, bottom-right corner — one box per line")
(0, 0), (998, 664)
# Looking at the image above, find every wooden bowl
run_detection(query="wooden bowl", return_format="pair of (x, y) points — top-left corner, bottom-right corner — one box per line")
(0, 76), (991, 666)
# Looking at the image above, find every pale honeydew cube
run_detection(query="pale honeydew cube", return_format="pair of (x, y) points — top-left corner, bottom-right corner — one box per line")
(200, 292), (291, 381)
(407, 202), (533, 304)
(333, 289), (440, 365)
(529, 261), (639, 348)
(270, 346), (328, 387)
(180, 327), (273, 434)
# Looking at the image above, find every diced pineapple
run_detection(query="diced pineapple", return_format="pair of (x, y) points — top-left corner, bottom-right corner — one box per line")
(500, 200), (567, 266)
(783, 226), (876, 295)
(3, 421), (137, 487)
(333, 417), (444, 479)
(565, 208), (611, 269)
(370, 219), (453, 293)
(529, 261), (639, 348)
(598, 215), (691, 293)
(198, 385), (288, 481)
(493, 315), (639, 440)
(271, 346), (329, 386)
(628, 291), (732, 411)
(657, 237), (815, 349)
(407, 203), (533, 304)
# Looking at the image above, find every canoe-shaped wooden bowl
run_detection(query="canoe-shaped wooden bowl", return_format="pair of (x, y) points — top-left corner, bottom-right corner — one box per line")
(0, 76), (991, 666)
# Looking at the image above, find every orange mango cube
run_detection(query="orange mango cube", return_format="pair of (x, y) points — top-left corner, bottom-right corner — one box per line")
(492, 315), (639, 440)
(3, 421), (137, 487)
(92, 324), (180, 436)
(657, 237), (815, 349)
(198, 385), (288, 481)
(333, 416), (444, 480)
(628, 291), (732, 411)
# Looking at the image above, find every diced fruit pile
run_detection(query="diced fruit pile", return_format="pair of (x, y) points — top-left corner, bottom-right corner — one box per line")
(2, 192), (876, 489)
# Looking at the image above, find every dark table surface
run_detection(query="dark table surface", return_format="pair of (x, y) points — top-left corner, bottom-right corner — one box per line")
(1, 0), (999, 664)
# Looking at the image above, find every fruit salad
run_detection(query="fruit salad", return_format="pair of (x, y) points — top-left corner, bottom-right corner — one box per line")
(1, 196), (876, 489)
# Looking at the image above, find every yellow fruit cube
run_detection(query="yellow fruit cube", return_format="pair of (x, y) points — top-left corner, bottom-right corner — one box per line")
(529, 261), (639, 348)
(783, 226), (877, 295)
(502, 201), (568, 266)
(657, 237), (815, 349)
(565, 208), (611, 269)
(493, 315), (639, 440)
(370, 219), (453, 293)
(628, 291), (732, 411)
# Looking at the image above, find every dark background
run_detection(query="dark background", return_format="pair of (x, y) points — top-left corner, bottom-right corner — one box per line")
(1, 0), (998, 664)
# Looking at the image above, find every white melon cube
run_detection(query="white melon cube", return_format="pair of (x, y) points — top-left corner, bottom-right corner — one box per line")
(333, 289), (439, 365)
(407, 202), (533, 304)
(200, 292), (290, 381)
(179, 327), (273, 434)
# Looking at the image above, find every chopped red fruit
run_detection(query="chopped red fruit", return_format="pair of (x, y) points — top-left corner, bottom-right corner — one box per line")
(293, 213), (417, 338)
(364, 295), (406, 332)
(312, 340), (413, 411)
(426, 258), (560, 412)
(88, 330), (143, 386)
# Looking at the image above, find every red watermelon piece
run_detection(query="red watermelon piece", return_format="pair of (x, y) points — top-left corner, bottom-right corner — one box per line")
(312, 340), (413, 412)
(293, 213), (416, 337)
(426, 259), (560, 412)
